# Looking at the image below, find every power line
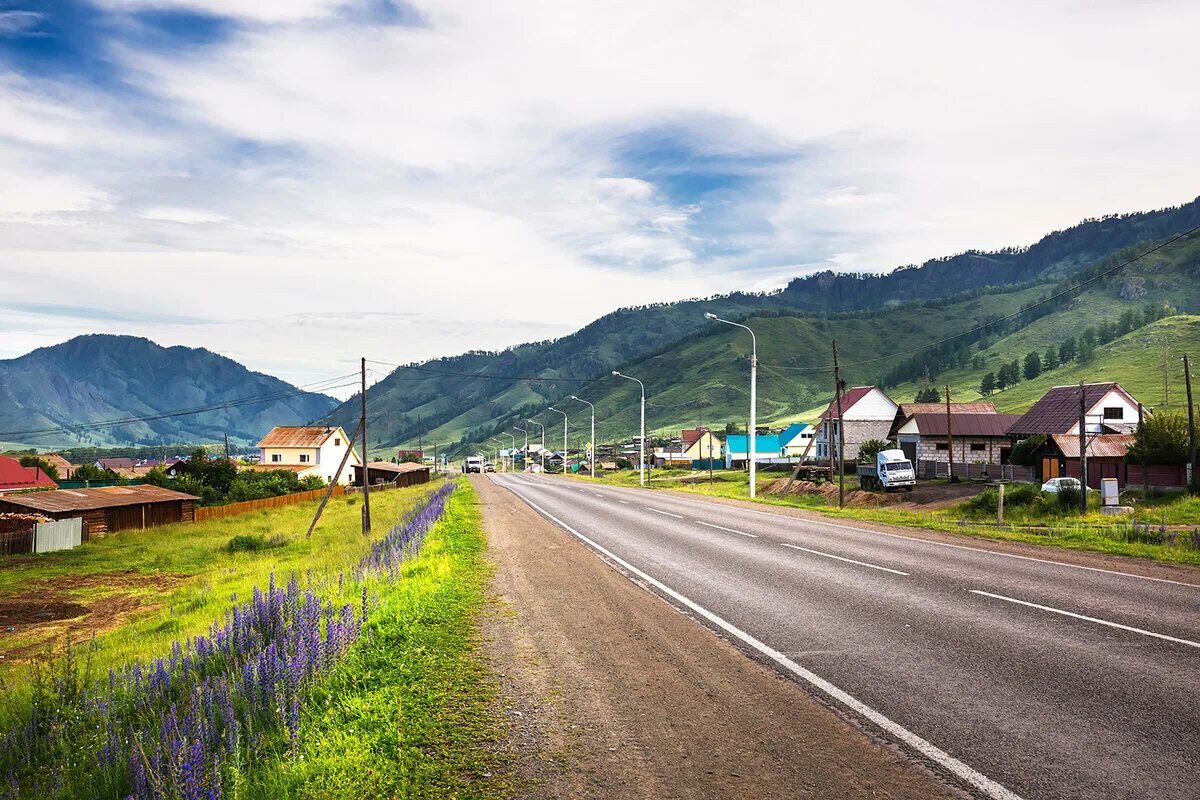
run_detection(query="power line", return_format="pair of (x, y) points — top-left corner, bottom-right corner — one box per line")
(364, 359), (598, 384)
(761, 224), (1200, 374)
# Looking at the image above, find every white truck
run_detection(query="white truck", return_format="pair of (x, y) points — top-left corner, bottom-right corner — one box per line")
(463, 456), (484, 474)
(856, 449), (916, 492)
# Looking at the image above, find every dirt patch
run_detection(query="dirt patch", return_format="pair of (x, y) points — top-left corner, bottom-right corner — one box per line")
(0, 597), (88, 627)
(475, 476), (961, 799)
(26, 569), (187, 594)
(763, 477), (984, 510)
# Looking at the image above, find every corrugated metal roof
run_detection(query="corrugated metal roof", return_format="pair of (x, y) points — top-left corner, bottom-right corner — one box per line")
(726, 434), (782, 455)
(896, 402), (997, 416)
(361, 462), (431, 475)
(904, 413), (1022, 437)
(0, 456), (59, 491)
(0, 484), (200, 513)
(258, 426), (344, 448)
(1051, 434), (1134, 459)
(1007, 383), (1127, 437)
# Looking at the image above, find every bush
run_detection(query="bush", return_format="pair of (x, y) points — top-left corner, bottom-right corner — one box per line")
(226, 533), (289, 552)
(1056, 485), (1081, 511)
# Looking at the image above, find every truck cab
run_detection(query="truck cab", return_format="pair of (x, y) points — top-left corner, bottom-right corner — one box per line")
(464, 456), (484, 474)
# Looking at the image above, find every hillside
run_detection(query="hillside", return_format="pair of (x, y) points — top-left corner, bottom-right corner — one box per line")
(453, 225), (1200, 455)
(337, 196), (1200, 456)
(0, 335), (339, 448)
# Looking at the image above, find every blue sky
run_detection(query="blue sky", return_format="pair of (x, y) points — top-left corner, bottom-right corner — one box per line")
(2, 1), (1199, 395)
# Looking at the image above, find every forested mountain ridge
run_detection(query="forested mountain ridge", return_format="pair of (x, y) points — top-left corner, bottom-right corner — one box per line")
(326, 196), (1200, 456)
(0, 335), (338, 448)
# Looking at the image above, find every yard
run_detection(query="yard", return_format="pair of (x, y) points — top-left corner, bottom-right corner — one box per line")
(0, 478), (510, 800)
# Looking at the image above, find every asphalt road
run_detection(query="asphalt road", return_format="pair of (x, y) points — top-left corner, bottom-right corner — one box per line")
(490, 473), (1200, 800)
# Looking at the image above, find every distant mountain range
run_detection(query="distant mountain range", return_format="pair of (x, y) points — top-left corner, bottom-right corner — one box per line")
(0, 335), (338, 449)
(321, 196), (1200, 457)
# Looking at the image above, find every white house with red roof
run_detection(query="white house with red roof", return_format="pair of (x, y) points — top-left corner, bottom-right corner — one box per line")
(813, 386), (898, 463)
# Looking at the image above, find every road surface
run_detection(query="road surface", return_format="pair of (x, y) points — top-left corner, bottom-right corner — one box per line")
(490, 473), (1200, 800)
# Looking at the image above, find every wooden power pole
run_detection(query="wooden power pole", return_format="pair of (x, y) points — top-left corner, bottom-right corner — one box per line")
(832, 340), (846, 509)
(361, 357), (371, 534)
(1185, 355), (1198, 494)
(945, 385), (958, 483)
(1138, 402), (1148, 498)
(1078, 382), (1088, 513)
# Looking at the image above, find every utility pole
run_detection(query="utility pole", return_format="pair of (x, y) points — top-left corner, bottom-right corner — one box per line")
(832, 340), (845, 509)
(361, 357), (371, 534)
(1078, 382), (1088, 514)
(417, 414), (423, 454)
(1163, 341), (1170, 406)
(223, 432), (230, 461)
(1185, 355), (1198, 494)
(1138, 403), (1148, 498)
(945, 385), (959, 484)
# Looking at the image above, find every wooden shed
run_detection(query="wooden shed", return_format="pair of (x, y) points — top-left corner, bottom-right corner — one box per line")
(0, 485), (199, 536)
(354, 461), (432, 488)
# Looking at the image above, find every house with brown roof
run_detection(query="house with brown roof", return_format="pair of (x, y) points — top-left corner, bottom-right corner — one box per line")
(0, 484), (199, 535)
(257, 426), (360, 485)
(814, 386), (898, 463)
(894, 412), (1022, 467)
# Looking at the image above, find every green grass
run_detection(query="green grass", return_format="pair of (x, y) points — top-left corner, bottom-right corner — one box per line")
(241, 481), (511, 799)
(564, 470), (1200, 565)
(0, 481), (444, 679)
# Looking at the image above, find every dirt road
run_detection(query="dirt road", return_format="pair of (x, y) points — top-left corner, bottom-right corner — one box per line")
(475, 475), (964, 799)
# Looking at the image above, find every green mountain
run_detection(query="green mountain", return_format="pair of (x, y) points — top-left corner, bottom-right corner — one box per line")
(0, 335), (339, 449)
(327, 197), (1200, 457)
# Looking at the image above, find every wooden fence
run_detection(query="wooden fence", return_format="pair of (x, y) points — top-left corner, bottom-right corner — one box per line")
(195, 486), (344, 521)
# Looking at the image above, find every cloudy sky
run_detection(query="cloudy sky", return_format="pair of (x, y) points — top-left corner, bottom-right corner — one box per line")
(2, 1), (1198, 397)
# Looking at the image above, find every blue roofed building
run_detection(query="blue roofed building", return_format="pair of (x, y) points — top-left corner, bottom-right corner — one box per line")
(724, 433), (782, 469)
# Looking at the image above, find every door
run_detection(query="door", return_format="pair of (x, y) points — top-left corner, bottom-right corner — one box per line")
(1041, 457), (1060, 481)
(900, 441), (916, 463)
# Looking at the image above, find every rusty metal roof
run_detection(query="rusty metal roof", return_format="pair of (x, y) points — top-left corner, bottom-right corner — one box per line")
(1051, 433), (1134, 459)
(257, 426), (343, 448)
(0, 484), (200, 513)
(903, 413), (1021, 437)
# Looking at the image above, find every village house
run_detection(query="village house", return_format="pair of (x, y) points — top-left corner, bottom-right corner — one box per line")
(0, 455), (59, 495)
(814, 386), (899, 463)
(1006, 383), (1144, 483)
(40, 454), (76, 479)
(0, 484), (199, 535)
(255, 426), (360, 485)
(653, 428), (723, 468)
(95, 457), (135, 473)
(725, 433), (782, 469)
(888, 402), (1019, 467)
(779, 422), (816, 459)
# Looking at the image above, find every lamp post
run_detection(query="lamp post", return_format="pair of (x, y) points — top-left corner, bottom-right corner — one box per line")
(569, 395), (596, 477)
(612, 371), (646, 487)
(527, 419), (545, 472)
(498, 431), (517, 472)
(705, 312), (758, 499)
(548, 407), (568, 474)
(513, 426), (528, 471)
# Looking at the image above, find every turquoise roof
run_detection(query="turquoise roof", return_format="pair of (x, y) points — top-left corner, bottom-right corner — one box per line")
(725, 434), (782, 455)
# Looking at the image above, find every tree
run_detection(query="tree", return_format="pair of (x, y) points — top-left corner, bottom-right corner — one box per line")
(1125, 411), (1190, 465)
(1008, 359), (1021, 385)
(979, 372), (996, 396)
(1042, 345), (1059, 372)
(1023, 351), (1042, 381)
(1010, 435), (1047, 466)
(1078, 337), (1096, 363)
(995, 363), (1013, 390)
(71, 464), (115, 482)
(914, 387), (941, 403)
(18, 456), (58, 481)
(1059, 337), (1077, 364)
(858, 439), (892, 464)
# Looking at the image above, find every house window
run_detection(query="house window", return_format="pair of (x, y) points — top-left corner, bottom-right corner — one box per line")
(1103, 407), (1123, 420)
(271, 454), (281, 463)
(970, 443), (986, 452)
(935, 443), (949, 451)
(334, 438), (340, 446)
(299, 454), (310, 463)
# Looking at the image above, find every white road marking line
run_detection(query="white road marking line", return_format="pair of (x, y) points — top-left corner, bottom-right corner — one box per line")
(970, 590), (1200, 649)
(780, 543), (909, 576)
(619, 500), (629, 505)
(645, 507), (683, 519)
(590, 485), (1198, 589)
(696, 521), (758, 538)
(499, 485), (1023, 800)
(594, 493), (605, 498)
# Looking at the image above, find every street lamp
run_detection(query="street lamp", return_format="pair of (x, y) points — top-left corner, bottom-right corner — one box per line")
(513, 426), (529, 471)
(548, 407), (568, 474)
(498, 431), (517, 472)
(527, 419), (546, 472)
(612, 371), (646, 487)
(706, 312), (758, 499)
(569, 395), (596, 478)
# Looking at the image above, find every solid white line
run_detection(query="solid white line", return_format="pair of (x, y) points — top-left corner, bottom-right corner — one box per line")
(594, 493), (605, 498)
(645, 507), (683, 519)
(780, 543), (909, 576)
(500, 484), (1023, 800)
(970, 590), (1200, 649)
(696, 520), (758, 538)
(586, 484), (1198, 589)
(618, 500), (629, 505)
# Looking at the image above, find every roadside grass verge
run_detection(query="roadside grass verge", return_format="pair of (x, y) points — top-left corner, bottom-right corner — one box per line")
(0, 482), (439, 683)
(241, 480), (508, 800)
(560, 470), (1200, 565)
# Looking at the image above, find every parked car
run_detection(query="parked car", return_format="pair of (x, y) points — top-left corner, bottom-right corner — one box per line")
(484, 462), (496, 472)
(1041, 477), (1086, 494)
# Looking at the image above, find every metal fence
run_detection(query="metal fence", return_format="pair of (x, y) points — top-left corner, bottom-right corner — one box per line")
(35, 517), (84, 553)
(918, 460), (1034, 483)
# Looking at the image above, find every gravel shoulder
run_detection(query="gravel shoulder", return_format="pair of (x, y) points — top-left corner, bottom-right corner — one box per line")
(475, 475), (965, 799)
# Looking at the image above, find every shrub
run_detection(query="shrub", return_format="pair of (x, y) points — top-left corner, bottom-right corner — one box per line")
(226, 533), (289, 552)
(1056, 485), (1081, 511)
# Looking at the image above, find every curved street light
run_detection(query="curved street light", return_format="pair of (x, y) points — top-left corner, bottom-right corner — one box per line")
(705, 312), (758, 498)
(548, 407), (568, 474)
(569, 395), (596, 477)
(612, 371), (646, 487)
(526, 419), (546, 472)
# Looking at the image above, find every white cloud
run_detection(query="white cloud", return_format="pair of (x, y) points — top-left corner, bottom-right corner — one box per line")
(3, 1), (1200, 395)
